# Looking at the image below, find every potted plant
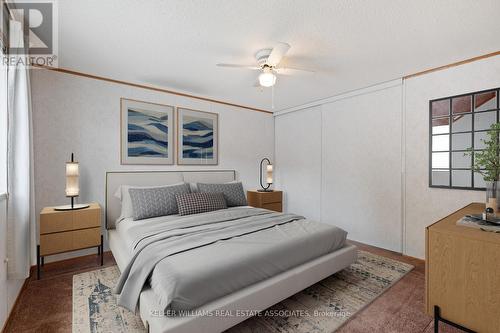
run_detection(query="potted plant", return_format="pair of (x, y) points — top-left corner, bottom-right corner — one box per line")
(466, 122), (500, 211)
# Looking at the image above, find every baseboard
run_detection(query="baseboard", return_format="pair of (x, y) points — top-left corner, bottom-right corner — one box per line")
(347, 238), (425, 264)
(1, 277), (29, 333)
(402, 254), (425, 264)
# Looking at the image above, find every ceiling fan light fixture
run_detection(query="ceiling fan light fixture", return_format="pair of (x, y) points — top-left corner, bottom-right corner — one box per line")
(258, 70), (276, 87)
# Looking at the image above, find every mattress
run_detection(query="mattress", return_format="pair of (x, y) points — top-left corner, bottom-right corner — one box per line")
(114, 207), (347, 312)
(116, 213), (184, 251)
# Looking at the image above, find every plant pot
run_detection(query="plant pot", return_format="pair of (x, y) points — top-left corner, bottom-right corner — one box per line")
(485, 181), (500, 212)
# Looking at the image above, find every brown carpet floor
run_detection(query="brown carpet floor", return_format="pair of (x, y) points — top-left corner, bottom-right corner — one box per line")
(2, 241), (460, 333)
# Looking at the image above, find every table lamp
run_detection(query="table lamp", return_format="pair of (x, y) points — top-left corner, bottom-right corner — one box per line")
(54, 153), (90, 211)
(258, 158), (274, 192)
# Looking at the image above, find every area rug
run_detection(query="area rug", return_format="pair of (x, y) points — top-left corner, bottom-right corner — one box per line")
(73, 250), (413, 333)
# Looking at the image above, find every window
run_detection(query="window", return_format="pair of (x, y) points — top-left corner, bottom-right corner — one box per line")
(429, 88), (499, 189)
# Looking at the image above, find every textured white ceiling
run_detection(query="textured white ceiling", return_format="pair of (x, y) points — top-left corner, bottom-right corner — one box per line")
(56, 0), (500, 111)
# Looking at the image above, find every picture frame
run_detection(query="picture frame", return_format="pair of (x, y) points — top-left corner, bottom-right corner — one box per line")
(177, 107), (218, 165)
(120, 98), (175, 165)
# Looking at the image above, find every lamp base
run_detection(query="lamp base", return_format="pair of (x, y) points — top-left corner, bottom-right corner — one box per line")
(257, 189), (274, 192)
(54, 204), (90, 211)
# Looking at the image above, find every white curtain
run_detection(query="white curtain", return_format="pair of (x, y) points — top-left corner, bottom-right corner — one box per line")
(6, 20), (35, 280)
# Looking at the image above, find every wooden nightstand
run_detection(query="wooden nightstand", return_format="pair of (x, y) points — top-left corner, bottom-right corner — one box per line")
(247, 190), (283, 212)
(37, 203), (103, 279)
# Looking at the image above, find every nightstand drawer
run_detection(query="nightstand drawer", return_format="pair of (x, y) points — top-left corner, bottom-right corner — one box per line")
(73, 227), (101, 249)
(262, 202), (282, 212)
(40, 203), (101, 234)
(40, 210), (73, 234)
(261, 191), (282, 204)
(247, 190), (283, 212)
(40, 227), (101, 256)
(73, 208), (100, 229)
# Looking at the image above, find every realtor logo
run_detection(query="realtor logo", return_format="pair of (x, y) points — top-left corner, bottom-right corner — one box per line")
(9, 1), (53, 54)
(2, 0), (58, 66)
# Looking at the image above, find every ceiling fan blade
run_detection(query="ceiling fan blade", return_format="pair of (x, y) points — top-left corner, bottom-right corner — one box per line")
(266, 42), (290, 67)
(275, 66), (316, 75)
(216, 63), (260, 70)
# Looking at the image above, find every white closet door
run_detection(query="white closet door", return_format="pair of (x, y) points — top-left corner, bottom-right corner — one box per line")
(275, 106), (322, 221)
(321, 84), (403, 251)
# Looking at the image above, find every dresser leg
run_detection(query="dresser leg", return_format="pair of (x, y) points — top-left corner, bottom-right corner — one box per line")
(434, 306), (439, 333)
(433, 305), (476, 333)
(36, 245), (41, 280)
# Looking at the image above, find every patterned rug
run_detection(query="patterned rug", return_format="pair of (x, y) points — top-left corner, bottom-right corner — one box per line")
(73, 251), (413, 333)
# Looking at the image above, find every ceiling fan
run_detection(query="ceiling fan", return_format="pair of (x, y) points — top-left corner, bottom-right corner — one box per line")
(216, 42), (314, 88)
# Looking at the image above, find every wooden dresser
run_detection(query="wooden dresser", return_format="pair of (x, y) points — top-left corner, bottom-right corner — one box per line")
(38, 203), (103, 279)
(426, 202), (500, 332)
(247, 190), (283, 212)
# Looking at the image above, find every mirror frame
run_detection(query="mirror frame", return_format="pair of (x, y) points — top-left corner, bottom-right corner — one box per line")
(429, 88), (499, 190)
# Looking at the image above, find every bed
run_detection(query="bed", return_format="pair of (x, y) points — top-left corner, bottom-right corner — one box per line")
(106, 170), (357, 333)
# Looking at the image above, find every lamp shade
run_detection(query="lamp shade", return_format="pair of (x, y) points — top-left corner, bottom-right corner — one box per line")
(266, 164), (273, 184)
(258, 70), (276, 87)
(53, 153), (90, 211)
(65, 162), (79, 197)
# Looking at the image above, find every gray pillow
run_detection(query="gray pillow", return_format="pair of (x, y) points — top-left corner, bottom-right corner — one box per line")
(197, 182), (247, 207)
(176, 192), (227, 216)
(129, 183), (191, 220)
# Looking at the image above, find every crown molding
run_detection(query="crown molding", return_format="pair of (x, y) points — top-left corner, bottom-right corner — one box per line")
(32, 65), (273, 114)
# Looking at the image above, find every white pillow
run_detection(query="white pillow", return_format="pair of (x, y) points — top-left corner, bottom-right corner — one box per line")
(114, 183), (185, 222)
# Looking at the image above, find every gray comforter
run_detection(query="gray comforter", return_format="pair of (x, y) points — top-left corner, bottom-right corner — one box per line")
(115, 207), (347, 313)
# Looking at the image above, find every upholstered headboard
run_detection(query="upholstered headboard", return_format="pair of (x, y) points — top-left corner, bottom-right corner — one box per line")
(105, 170), (236, 229)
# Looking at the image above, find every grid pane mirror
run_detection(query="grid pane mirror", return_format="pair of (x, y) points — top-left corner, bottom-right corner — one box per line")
(429, 88), (499, 189)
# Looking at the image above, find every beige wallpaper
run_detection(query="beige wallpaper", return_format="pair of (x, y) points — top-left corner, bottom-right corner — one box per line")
(404, 55), (500, 258)
(29, 69), (274, 263)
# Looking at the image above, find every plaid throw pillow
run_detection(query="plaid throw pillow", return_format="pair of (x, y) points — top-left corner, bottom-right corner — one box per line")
(176, 192), (227, 216)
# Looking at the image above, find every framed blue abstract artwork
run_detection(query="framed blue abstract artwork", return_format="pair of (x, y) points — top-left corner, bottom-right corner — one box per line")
(120, 98), (174, 164)
(177, 107), (218, 165)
